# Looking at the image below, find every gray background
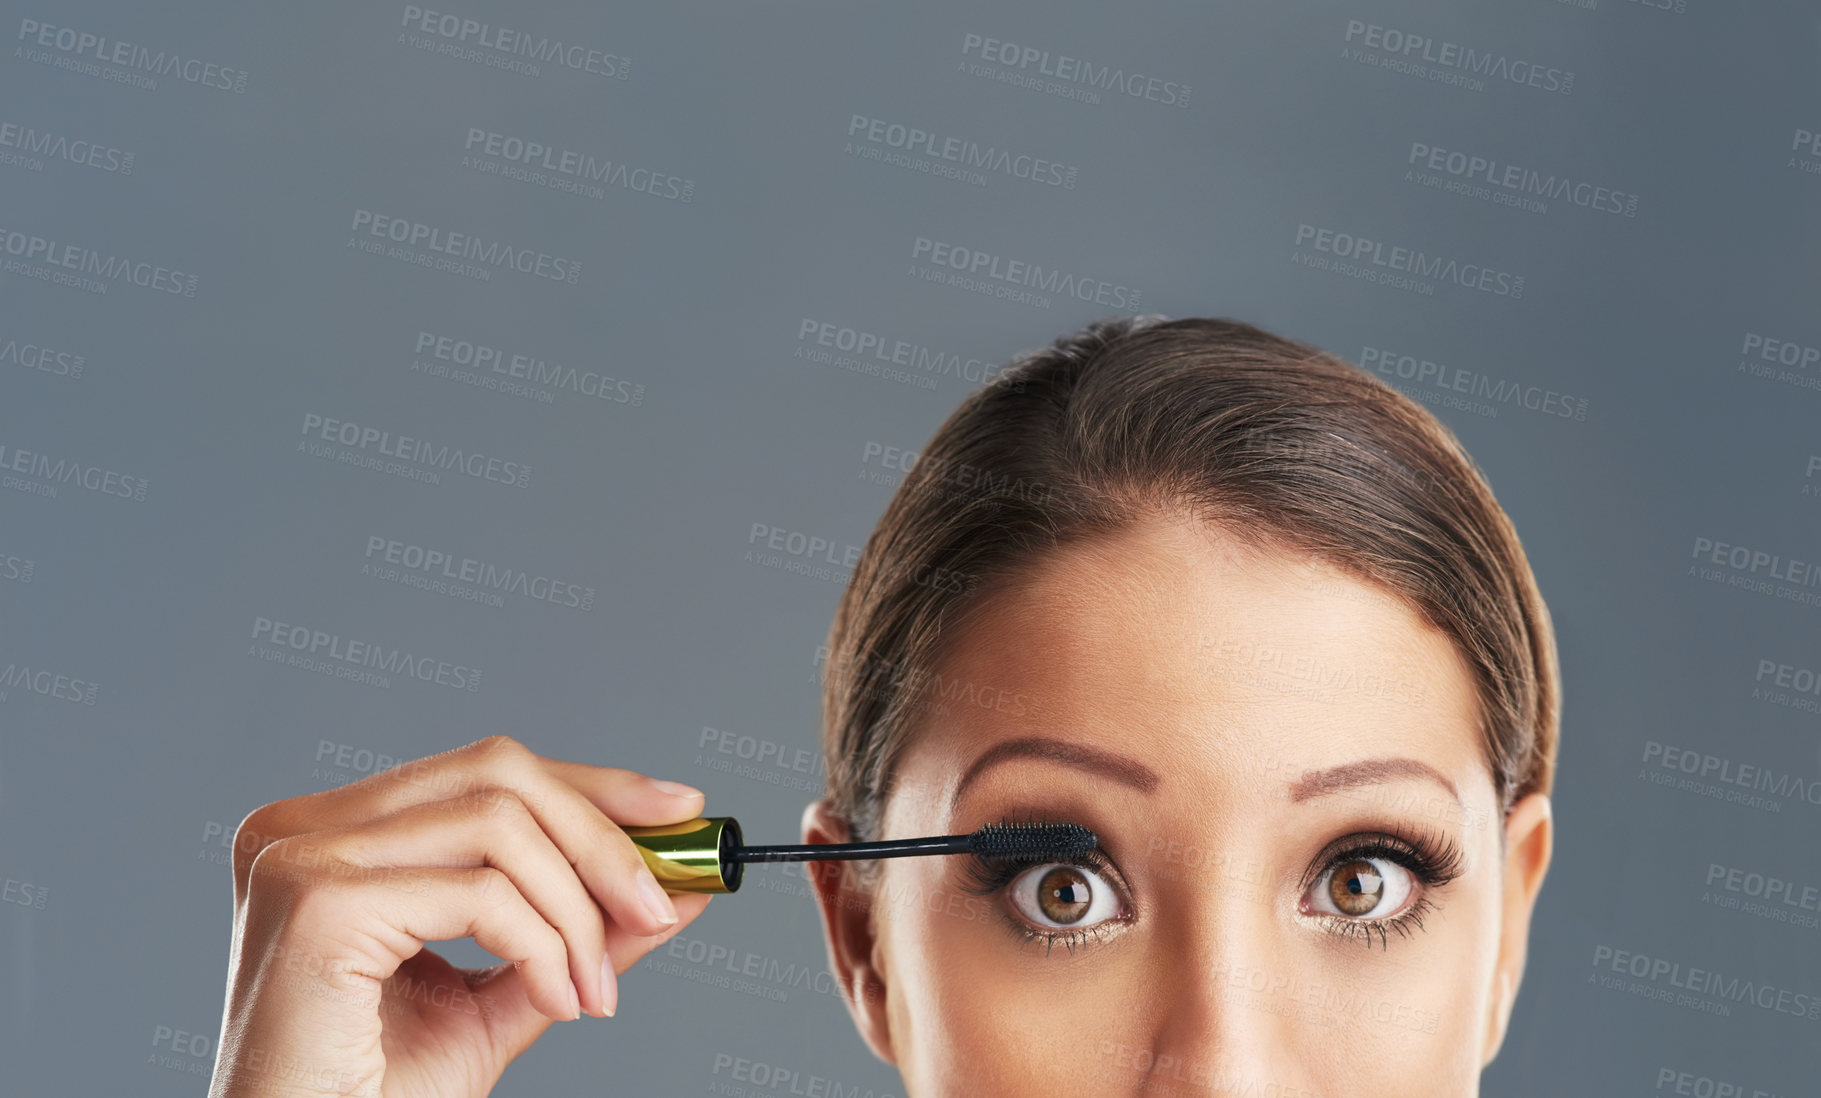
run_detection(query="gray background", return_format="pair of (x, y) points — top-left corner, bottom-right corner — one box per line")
(3, 0), (1819, 1094)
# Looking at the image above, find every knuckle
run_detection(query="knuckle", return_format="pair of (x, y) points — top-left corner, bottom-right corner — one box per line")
(231, 804), (284, 874)
(554, 889), (609, 938)
(469, 865), (516, 907)
(469, 785), (531, 823)
(534, 920), (568, 962)
(471, 733), (529, 762)
(246, 836), (316, 899)
(603, 828), (652, 885)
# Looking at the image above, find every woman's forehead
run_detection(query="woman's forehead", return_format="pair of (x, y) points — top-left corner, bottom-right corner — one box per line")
(885, 513), (1492, 827)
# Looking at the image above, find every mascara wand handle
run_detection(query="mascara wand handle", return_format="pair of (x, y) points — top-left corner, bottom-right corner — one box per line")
(732, 835), (973, 863)
(622, 816), (746, 894)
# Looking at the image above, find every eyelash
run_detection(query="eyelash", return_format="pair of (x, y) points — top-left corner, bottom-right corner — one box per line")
(955, 815), (1466, 954)
(956, 811), (1131, 956)
(1299, 824), (1466, 950)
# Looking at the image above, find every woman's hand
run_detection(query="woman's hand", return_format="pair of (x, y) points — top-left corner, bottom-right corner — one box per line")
(207, 735), (714, 1098)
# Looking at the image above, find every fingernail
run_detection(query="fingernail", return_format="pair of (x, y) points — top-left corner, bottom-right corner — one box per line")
(637, 870), (679, 925)
(648, 778), (702, 799)
(567, 979), (582, 1021)
(599, 955), (618, 1017)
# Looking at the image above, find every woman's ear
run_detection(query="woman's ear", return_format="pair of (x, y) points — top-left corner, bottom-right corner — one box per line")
(1481, 792), (1553, 1067)
(801, 798), (896, 1065)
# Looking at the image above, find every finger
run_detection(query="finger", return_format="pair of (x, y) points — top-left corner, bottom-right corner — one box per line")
(464, 893), (709, 1026)
(400, 752), (691, 941)
(540, 756), (706, 825)
(316, 788), (616, 1017)
(460, 960), (560, 1067)
(287, 760), (692, 1001)
(232, 736), (704, 902)
(600, 892), (713, 1017)
(432, 745), (696, 940)
(253, 849), (578, 1023)
(299, 736), (706, 829)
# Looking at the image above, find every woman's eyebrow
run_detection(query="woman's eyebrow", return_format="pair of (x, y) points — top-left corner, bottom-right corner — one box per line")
(949, 735), (1163, 811)
(1286, 757), (1461, 808)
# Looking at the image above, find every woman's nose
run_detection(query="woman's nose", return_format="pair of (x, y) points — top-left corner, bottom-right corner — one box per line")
(1130, 898), (1323, 1096)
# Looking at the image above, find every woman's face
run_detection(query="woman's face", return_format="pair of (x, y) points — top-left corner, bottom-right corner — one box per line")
(808, 512), (1552, 1098)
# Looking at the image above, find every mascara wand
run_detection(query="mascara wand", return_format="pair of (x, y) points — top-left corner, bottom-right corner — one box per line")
(622, 816), (1098, 894)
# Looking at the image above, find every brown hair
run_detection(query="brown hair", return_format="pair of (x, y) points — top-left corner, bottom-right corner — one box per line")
(818, 315), (1560, 845)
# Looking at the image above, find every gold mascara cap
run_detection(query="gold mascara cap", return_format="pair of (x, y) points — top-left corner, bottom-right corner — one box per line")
(623, 815), (744, 893)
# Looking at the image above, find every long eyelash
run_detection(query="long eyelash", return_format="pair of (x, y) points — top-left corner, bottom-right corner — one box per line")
(954, 809), (1125, 956)
(1304, 822), (1465, 950)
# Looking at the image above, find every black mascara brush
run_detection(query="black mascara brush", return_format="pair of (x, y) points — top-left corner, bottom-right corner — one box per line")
(622, 816), (1098, 893)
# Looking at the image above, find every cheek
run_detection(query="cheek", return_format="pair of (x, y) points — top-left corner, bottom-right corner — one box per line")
(874, 872), (1504, 1098)
(1298, 883), (1502, 1091)
(886, 904), (1155, 1096)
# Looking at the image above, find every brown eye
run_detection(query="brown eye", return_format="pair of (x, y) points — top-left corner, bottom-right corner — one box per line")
(1328, 859), (1385, 915)
(1305, 855), (1413, 920)
(1037, 866), (1092, 923)
(1006, 862), (1121, 929)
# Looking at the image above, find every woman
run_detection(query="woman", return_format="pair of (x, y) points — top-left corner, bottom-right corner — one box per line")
(208, 315), (1557, 1097)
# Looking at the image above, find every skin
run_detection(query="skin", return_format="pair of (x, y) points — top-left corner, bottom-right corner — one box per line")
(208, 736), (715, 1098)
(804, 511), (1553, 1097)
